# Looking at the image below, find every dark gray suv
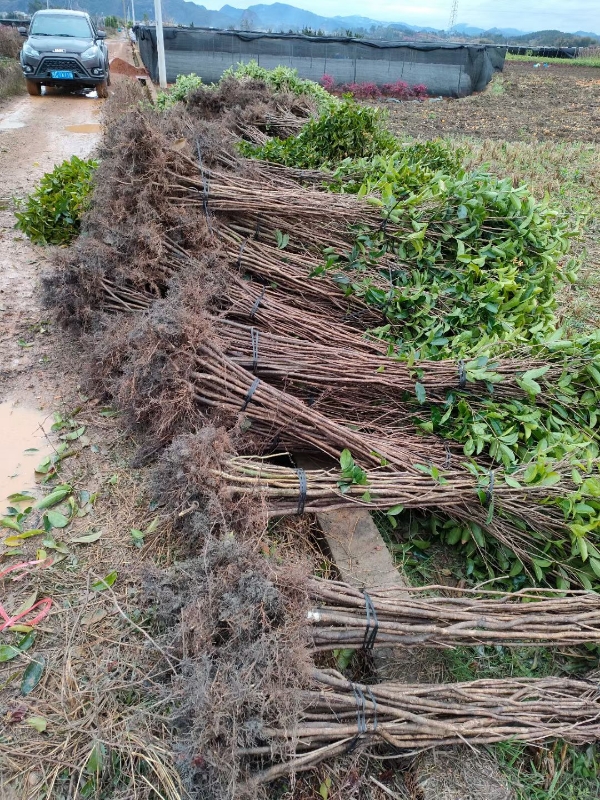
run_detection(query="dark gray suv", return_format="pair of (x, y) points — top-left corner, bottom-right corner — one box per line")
(20, 10), (110, 97)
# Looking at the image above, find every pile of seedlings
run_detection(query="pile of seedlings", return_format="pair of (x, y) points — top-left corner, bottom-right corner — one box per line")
(39, 69), (600, 796)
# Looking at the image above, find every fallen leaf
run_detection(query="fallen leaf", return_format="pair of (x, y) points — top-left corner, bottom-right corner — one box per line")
(21, 657), (45, 696)
(91, 571), (117, 592)
(25, 716), (47, 732)
(71, 531), (102, 544)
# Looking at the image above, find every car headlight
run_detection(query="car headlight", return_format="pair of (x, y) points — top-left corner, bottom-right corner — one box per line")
(81, 45), (99, 60)
(23, 42), (40, 57)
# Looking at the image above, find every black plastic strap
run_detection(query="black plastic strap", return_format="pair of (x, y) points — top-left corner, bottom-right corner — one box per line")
(361, 590), (378, 651)
(251, 327), (259, 374)
(458, 359), (467, 389)
(295, 468), (307, 515)
(240, 377), (260, 412)
(366, 687), (378, 732)
(485, 470), (495, 507)
(237, 239), (248, 269)
(254, 216), (262, 241)
(346, 683), (367, 753)
(250, 287), (266, 319)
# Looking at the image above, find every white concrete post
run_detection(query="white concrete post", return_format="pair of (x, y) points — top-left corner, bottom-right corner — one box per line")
(154, 0), (167, 89)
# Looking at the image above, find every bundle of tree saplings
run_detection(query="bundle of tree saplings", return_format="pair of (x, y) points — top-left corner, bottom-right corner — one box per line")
(307, 578), (600, 650)
(242, 669), (600, 785)
(47, 72), (600, 594)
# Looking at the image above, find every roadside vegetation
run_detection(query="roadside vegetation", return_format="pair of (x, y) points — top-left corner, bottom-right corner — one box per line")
(0, 26), (24, 100)
(506, 52), (600, 67)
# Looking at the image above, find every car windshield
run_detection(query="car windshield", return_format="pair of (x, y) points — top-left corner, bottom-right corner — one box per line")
(30, 15), (92, 38)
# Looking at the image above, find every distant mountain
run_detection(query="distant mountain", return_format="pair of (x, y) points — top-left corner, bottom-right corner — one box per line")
(573, 30), (600, 40)
(509, 29), (599, 46)
(1, 0), (598, 41)
(451, 23), (532, 37)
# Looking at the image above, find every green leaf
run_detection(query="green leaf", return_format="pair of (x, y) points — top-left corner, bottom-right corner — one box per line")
(145, 517), (160, 534)
(70, 531), (102, 544)
(415, 382), (426, 404)
(34, 488), (71, 510)
(537, 472), (561, 488)
(340, 449), (354, 472)
(25, 716), (48, 733)
(521, 365), (551, 382)
(91, 571), (117, 592)
(504, 475), (521, 489)
(386, 504), (405, 516)
(509, 560), (523, 577)
(590, 558), (600, 579)
(17, 631), (37, 652)
(1, 517), (22, 532)
(21, 656), (45, 696)
(7, 493), (35, 503)
(3, 530), (45, 547)
(86, 740), (106, 774)
(523, 464), (539, 484)
(0, 645), (20, 662)
(470, 524), (485, 548)
(516, 376), (542, 396)
(45, 510), (69, 529)
(60, 427), (86, 441)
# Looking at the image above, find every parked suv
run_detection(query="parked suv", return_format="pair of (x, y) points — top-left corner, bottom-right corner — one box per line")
(20, 10), (110, 97)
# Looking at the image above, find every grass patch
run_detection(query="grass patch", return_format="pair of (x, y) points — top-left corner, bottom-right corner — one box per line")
(494, 742), (600, 800)
(0, 57), (24, 100)
(506, 53), (600, 67)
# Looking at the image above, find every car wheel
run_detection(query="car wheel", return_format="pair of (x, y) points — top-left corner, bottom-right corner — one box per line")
(106, 69), (111, 87)
(26, 79), (41, 96)
(96, 80), (108, 98)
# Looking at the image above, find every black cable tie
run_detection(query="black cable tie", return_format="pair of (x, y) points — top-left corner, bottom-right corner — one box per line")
(485, 470), (495, 507)
(366, 687), (378, 732)
(295, 468), (307, 515)
(237, 239), (248, 269)
(254, 216), (262, 241)
(251, 327), (259, 374)
(361, 590), (378, 652)
(458, 359), (467, 389)
(346, 683), (367, 753)
(240, 377), (260, 412)
(202, 177), (210, 211)
(250, 287), (265, 319)
(352, 684), (367, 735)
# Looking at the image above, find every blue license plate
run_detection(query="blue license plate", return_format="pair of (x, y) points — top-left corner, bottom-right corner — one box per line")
(51, 70), (74, 79)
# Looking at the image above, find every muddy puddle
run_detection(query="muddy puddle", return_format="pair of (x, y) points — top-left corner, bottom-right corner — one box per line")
(64, 123), (102, 134)
(0, 402), (53, 510)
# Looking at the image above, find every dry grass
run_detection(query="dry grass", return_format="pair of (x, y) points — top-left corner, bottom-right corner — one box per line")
(0, 27), (22, 60)
(0, 58), (24, 101)
(0, 399), (185, 799)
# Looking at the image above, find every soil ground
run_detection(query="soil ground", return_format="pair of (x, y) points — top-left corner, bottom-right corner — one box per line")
(382, 62), (600, 143)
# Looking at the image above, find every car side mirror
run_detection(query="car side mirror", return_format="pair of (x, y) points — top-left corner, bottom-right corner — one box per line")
(97, 30), (106, 39)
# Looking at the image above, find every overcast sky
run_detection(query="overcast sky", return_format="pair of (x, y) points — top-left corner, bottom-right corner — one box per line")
(202, 0), (600, 33)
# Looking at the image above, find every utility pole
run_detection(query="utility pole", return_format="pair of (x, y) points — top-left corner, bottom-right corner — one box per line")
(448, 0), (459, 32)
(131, 0), (136, 27)
(154, 0), (167, 88)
